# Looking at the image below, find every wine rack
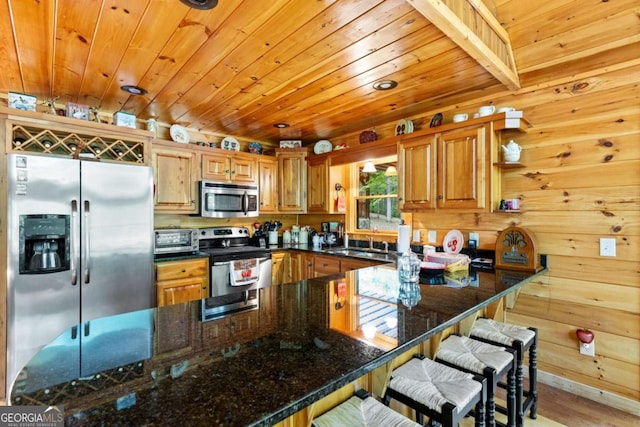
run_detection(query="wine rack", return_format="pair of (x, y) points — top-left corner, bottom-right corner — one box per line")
(9, 121), (147, 164)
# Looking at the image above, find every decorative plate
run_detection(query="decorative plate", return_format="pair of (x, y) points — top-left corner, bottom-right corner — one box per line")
(429, 113), (443, 128)
(221, 136), (240, 151)
(443, 229), (464, 254)
(314, 140), (333, 154)
(170, 125), (189, 144)
(395, 119), (409, 136)
(248, 141), (263, 154)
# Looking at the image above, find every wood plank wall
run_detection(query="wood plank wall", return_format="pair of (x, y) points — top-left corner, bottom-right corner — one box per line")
(365, 63), (638, 404)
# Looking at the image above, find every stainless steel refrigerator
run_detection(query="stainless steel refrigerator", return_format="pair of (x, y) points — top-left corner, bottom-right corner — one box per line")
(6, 153), (155, 398)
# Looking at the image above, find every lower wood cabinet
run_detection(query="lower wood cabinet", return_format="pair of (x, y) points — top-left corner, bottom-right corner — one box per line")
(313, 254), (341, 277)
(155, 258), (209, 307)
(272, 251), (290, 285)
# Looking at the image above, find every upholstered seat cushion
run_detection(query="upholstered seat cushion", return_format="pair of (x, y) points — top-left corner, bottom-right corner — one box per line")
(471, 318), (536, 347)
(313, 395), (420, 427)
(437, 335), (513, 373)
(388, 357), (482, 414)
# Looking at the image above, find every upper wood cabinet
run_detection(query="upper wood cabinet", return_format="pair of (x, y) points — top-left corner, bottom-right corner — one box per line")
(307, 157), (329, 213)
(201, 152), (257, 184)
(307, 156), (348, 214)
(152, 143), (198, 214)
(276, 148), (307, 213)
(398, 124), (491, 211)
(258, 157), (277, 213)
(437, 126), (489, 210)
(398, 136), (437, 210)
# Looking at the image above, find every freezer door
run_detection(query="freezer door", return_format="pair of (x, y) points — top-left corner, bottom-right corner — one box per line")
(6, 154), (81, 397)
(80, 160), (154, 322)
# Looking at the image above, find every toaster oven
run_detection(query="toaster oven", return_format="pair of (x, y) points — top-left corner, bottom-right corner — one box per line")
(153, 228), (199, 255)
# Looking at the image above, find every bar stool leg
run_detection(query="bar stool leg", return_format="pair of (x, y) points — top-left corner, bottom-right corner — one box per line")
(528, 327), (538, 419)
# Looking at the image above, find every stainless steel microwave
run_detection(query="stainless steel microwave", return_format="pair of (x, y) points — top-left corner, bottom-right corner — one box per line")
(200, 181), (259, 218)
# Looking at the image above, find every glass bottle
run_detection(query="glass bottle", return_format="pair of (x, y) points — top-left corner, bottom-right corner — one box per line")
(398, 250), (420, 284)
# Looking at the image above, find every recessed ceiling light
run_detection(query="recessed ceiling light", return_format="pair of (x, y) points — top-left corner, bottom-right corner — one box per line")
(180, 0), (218, 10)
(273, 122), (289, 128)
(121, 85), (147, 95)
(373, 80), (398, 91)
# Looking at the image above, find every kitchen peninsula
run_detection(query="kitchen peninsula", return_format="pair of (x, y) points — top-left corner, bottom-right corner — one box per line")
(11, 264), (546, 426)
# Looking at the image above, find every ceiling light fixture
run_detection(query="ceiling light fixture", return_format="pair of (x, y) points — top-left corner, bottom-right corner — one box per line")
(384, 166), (397, 176)
(273, 122), (289, 128)
(373, 80), (398, 91)
(120, 85), (147, 95)
(362, 161), (377, 173)
(180, 0), (218, 10)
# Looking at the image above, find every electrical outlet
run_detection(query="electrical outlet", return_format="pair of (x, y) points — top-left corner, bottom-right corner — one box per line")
(579, 340), (595, 357)
(599, 238), (616, 257)
(428, 230), (437, 243)
(469, 232), (479, 247)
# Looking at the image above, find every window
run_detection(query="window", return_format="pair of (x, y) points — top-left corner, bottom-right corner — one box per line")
(354, 156), (400, 232)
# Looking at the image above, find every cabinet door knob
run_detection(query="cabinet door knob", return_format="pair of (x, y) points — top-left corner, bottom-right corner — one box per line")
(181, 269), (186, 273)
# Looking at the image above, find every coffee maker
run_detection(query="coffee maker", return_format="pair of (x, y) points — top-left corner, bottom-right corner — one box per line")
(20, 215), (70, 274)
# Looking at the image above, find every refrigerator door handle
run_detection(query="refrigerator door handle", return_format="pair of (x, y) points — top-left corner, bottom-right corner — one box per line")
(71, 200), (79, 286)
(83, 200), (91, 284)
(84, 322), (90, 337)
(71, 325), (78, 340)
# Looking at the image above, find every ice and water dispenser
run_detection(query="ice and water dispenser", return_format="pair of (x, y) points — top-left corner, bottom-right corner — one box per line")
(19, 215), (70, 274)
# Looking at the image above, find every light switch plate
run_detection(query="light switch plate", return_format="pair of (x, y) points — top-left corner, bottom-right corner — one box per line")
(469, 232), (479, 247)
(428, 230), (436, 243)
(599, 238), (616, 257)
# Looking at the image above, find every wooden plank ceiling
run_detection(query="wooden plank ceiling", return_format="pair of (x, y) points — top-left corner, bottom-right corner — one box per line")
(0, 0), (637, 143)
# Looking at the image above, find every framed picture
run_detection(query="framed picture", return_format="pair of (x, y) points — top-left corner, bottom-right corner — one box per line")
(279, 140), (302, 148)
(114, 111), (137, 128)
(66, 102), (90, 120)
(8, 92), (37, 111)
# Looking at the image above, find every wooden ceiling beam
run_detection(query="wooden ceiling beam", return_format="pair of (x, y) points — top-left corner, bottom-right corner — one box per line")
(407, 0), (521, 91)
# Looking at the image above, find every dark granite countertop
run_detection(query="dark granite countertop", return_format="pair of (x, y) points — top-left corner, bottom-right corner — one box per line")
(11, 265), (546, 426)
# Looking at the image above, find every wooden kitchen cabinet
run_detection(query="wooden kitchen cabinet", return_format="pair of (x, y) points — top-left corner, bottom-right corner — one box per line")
(307, 157), (329, 213)
(307, 157), (348, 214)
(276, 148), (307, 213)
(258, 157), (278, 213)
(313, 254), (341, 277)
(201, 152), (257, 184)
(437, 125), (489, 210)
(155, 258), (209, 307)
(398, 135), (437, 210)
(398, 124), (491, 211)
(152, 143), (199, 213)
(290, 250), (314, 281)
(271, 251), (290, 285)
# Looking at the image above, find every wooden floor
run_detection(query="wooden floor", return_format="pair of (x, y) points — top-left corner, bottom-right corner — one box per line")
(460, 382), (640, 427)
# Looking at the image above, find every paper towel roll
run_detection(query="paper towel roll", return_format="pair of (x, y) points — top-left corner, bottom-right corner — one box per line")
(397, 223), (411, 253)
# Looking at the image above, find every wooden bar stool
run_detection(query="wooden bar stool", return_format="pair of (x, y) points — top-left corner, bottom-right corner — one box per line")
(470, 318), (538, 427)
(382, 355), (487, 427)
(312, 389), (420, 427)
(435, 334), (517, 427)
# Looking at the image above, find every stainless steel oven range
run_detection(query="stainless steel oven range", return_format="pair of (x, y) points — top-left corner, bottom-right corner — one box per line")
(198, 226), (272, 321)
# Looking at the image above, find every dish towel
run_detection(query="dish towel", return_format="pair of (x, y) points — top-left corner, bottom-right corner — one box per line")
(230, 258), (260, 287)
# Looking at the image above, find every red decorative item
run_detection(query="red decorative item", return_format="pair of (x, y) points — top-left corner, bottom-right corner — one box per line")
(576, 329), (594, 344)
